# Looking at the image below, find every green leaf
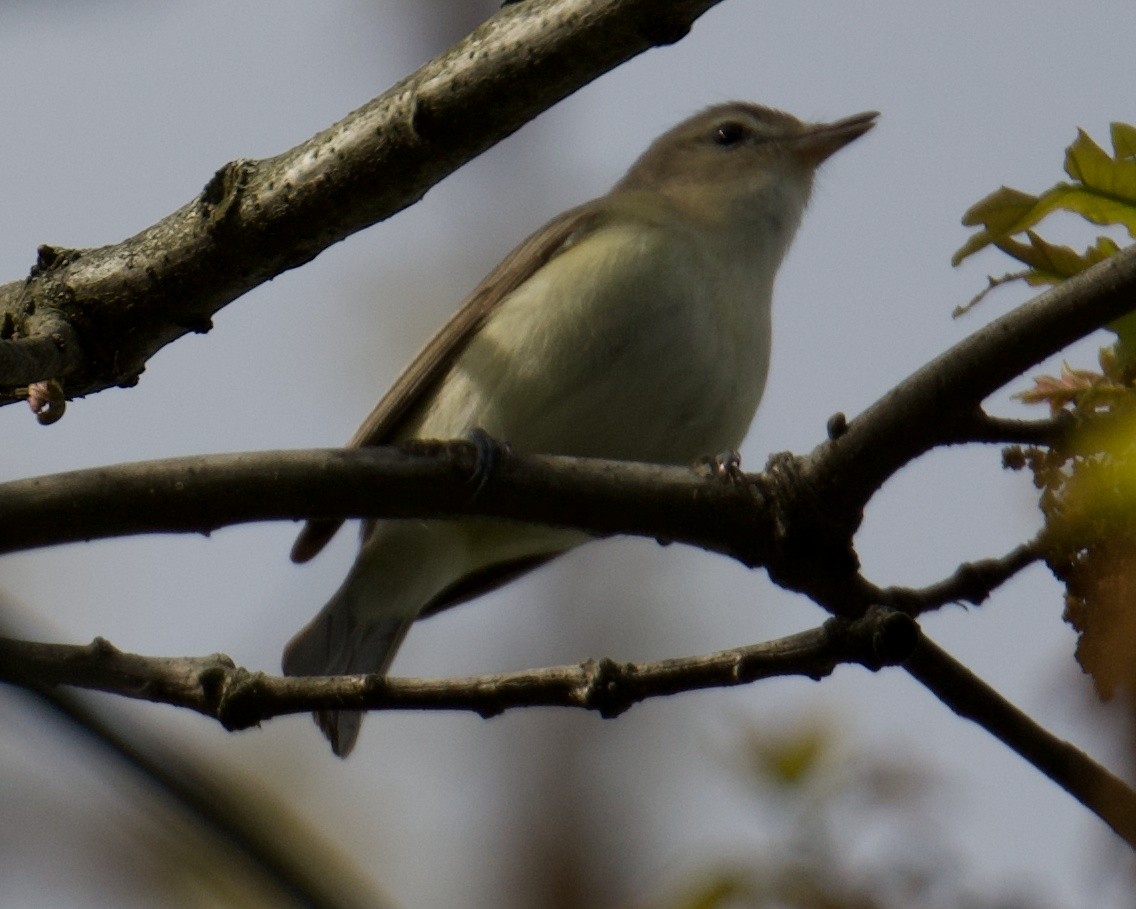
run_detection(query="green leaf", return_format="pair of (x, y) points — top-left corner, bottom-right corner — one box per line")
(959, 185), (1039, 231)
(954, 122), (1136, 273)
(1112, 122), (1136, 160)
(1031, 184), (1136, 236)
(1108, 306), (1136, 370)
(1065, 129), (1111, 184)
(1062, 129), (1136, 216)
(952, 187), (1039, 266)
(992, 232), (1119, 285)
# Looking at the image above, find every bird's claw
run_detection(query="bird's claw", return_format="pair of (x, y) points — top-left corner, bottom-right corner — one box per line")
(464, 427), (504, 499)
(698, 449), (744, 482)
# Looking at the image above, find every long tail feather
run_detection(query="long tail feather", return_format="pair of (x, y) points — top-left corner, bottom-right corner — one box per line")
(282, 592), (412, 757)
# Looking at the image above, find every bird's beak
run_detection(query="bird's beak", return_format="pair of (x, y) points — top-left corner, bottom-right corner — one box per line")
(792, 111), (879, 165)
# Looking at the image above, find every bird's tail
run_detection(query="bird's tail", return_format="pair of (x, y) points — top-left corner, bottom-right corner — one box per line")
(283, 519), (582, 756)
(282, 586), (413, 757)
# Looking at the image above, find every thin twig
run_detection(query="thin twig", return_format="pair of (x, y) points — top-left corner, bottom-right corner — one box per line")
(0, 609), (920, 727)
(871, 540), (1043, 616)
(904, 635), (1136, 848)
(956, 409), (1072, 447)
(952, 269), (1032, 318)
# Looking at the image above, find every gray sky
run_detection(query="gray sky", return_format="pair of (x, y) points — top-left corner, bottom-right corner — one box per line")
(2, 2), (1135, 906)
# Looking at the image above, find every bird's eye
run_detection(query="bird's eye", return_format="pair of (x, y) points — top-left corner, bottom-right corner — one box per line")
(713, 121), (749, 146)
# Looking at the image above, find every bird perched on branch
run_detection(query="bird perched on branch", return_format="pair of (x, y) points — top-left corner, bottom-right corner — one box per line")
(284, 102), (877, 756)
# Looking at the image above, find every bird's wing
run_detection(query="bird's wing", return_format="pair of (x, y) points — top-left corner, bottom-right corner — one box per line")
(291, 200), (607, 563)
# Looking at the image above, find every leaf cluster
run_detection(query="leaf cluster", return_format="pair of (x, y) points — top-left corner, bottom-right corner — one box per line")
(954, 123), (1136, 280)
(647, 723), (1038, 909)
(1013, 405), (1136, 700)
(958, 122), (1136, 702)
(954, 123), (1136, 356)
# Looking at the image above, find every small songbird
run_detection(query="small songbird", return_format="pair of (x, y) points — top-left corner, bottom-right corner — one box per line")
(284, 102), (877, 755)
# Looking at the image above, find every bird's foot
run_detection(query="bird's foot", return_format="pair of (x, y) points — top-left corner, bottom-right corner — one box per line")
(463, 427), (505, 499)
(697, 449), (744, 482)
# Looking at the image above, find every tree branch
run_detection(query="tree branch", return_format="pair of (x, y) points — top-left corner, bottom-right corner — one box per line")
(0, 608), (919, 726)
(0, 304), (78, 388)
(804, 244), (1136, 530)
(957, 410), (1072, 447)
(0, 0), (725, 401)
(744, 245), (1136, 610)
(4, 247), (1133, 611)
(9, 615), (1136, 853)
(904, 635), (1136, 849)
(0, 442), (784, 566)
(3, 139), (1134, 846)
(871, 539), (1043, 616)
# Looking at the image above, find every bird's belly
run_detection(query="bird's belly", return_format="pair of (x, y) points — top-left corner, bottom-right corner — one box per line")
(501, 318), (765, 462)
(414, 223), (774, 465)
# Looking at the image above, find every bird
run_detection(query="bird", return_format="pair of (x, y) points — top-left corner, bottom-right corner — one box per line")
(283, 102), (877, 755)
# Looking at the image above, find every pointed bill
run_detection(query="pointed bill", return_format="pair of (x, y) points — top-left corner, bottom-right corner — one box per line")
(791, 111), (878, 165)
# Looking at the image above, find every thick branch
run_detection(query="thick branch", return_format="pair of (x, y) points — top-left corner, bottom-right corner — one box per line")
(0, 0), (723, 399)
(743, 247), (1136, 610)
(0, 442), (781, 566)
(0, 309), (78, 388)
(905, 636), (1136, 848)
(804, 244), (1136, 529)
(4, 246), (1133, 611)
(0, 608), (919, 726)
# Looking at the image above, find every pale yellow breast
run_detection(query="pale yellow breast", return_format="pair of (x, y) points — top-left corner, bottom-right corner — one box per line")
(411, 214), (777, 465)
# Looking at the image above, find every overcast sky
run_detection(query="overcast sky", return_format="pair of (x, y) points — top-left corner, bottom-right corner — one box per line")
(2, 3), (1135, 907)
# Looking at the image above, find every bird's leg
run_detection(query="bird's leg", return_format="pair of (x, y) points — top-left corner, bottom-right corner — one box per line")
(697, 449), (744, 482)
(463, 427), (506, 499)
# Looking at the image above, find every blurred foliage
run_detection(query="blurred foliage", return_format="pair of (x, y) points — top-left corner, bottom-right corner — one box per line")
(1008, 404), (1136, 702)
(634, 720), (1041, 909)
(954, 121), (1136, 704)
(0, 680), (388, 909)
